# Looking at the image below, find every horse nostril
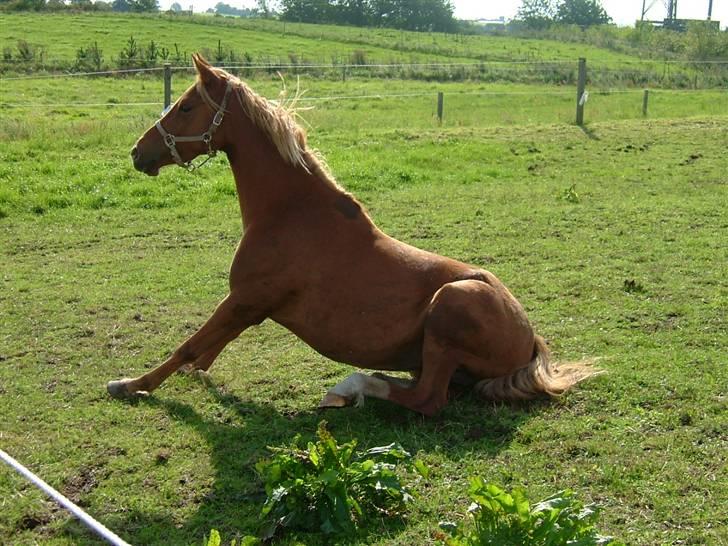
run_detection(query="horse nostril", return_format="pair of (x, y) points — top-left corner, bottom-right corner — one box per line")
(131, 146), (139, 160)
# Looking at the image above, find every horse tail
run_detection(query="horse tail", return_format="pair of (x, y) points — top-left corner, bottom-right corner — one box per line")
(473, 335), (602, 401)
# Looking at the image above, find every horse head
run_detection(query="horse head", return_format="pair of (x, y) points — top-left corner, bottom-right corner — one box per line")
(131, 54), (233, 175)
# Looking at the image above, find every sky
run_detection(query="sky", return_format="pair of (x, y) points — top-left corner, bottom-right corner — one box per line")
(452, 0), (726, 28)
(167, 0), (728, 30)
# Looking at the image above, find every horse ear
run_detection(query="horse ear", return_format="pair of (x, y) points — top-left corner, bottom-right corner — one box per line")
(192, 53), (216, 84)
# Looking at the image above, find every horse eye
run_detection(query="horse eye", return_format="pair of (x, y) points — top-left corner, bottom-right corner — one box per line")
(179, 103), (193, 113)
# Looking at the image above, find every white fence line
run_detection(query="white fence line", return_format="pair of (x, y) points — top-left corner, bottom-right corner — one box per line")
(0, 449), (131, 546)
(2, 87), (723, 110)
(3, 58), (728, 81)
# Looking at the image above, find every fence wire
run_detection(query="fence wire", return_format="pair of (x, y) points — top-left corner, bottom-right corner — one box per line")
(3, 59), (728, 82)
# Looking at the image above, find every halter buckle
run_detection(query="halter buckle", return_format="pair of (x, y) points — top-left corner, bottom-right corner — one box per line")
(212, 111), (224, 126)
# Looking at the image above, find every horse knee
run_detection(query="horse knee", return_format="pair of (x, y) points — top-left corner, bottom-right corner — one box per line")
(174, 342), (198, 363)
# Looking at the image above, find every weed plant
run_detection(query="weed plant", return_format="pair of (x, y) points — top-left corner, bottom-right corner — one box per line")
(439, 478), (621, 545)
(255, 421), (427, 538)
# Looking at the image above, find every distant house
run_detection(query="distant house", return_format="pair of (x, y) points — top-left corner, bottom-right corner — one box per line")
(473, 17), (507, 26)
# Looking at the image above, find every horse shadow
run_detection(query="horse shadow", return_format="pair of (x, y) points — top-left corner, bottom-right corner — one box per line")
(84, 382), (548, 544)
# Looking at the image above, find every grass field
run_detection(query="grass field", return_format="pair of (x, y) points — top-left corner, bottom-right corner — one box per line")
(1, 89), (727, 544)
(6, 12), (726, 89)
(1, 13), (727, 546)
(2, 72), (728, 219)
(1, 13), (639, 67)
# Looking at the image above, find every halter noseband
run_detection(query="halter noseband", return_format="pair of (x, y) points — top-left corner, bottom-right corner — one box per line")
(155, 80), (234, 172)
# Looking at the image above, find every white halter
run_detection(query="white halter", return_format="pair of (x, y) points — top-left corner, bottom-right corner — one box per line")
(155, 80), (234, 172)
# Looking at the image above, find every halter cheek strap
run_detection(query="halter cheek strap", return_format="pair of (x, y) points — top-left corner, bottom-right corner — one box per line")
(155, 80), (234, 172)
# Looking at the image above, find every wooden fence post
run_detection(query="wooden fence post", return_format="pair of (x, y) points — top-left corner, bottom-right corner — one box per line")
(437, 91), (444, 124)
(163, 62), (172, 110)
(642, 89), (649, 117)
(576, 57), (586, 126)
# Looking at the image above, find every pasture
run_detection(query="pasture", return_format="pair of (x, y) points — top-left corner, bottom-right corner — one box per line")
(1, 14), (727, 546)
(1, 13), (638, 67)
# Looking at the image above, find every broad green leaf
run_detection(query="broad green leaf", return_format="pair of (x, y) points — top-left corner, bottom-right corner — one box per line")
(319, 468), (338, 485)
(414, 459), (430, 479)
(511, 487), (531, 523)
(204, 529), (221, 546)
(307, 442), (320, 467)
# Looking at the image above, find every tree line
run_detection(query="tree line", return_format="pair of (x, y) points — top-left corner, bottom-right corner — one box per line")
(0, 0), (159, 12)
(514, 0), (611, 29)
(0, 0), (457, 32)
(278, 0), (457, 32)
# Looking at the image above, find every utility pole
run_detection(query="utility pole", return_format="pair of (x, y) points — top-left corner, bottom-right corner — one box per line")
(641, 0), (659, 22)
(666, 0), (677, 21)
(707, 0), (713, 19)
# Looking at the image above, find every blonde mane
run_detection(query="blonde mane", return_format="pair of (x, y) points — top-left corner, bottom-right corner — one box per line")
(196, 68), (333, 181)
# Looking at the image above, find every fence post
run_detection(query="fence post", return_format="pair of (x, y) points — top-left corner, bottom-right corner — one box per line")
(163, 62), (172, 110)
(576, 57), (586, 126)
(642, 89), (649, 117)
(437, 91), (444, 125)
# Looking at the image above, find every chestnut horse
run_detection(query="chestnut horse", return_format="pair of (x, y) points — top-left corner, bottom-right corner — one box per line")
(107, 55), (598, 416)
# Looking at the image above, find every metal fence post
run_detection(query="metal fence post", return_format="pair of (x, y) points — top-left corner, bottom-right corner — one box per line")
(642, 89), (649, 117)
(437, 91), (444, 124)
(576, 57), (586, 126)
(163, 62), (172, 110)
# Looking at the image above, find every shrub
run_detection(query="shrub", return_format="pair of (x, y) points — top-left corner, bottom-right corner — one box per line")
(439, 478), (622, 546)
(74, 41), (103, 72)
(202, 529), (259, 546)
(255, 421), (427, 538)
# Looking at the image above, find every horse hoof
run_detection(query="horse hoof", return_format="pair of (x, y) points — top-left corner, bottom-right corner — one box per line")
(107, 379), (147, 399)
(318, 392), (350, 409)
(191, 369), (214, 387)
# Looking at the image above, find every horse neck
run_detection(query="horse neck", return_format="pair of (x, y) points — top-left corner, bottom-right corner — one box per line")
(225, 135), (339, 228)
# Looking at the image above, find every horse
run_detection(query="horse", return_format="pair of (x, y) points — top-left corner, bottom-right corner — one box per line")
(107, 54), (599, 416)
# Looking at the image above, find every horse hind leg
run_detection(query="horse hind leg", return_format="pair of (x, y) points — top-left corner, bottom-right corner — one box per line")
(319, 371), (417, 409)
(320, 278), (530, 416)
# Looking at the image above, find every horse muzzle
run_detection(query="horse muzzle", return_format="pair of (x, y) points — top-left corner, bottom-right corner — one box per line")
(131, 145), (160, 176)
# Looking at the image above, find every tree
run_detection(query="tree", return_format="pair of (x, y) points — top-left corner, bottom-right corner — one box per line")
(112, 0), (132, 11)
(131, 0), (159, 11)
(514, 0), (555, 30)
(255, 0), (274, 16)
(280, 0), (455, 31)
(170, 1), (182, 11)
(555, 0), (611, 26)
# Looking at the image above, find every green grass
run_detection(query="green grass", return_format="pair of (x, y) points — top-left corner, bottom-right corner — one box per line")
(0, 12), (473, 68)
(0, 76), (726, 546)
(0, 17), (726, 544)
(1, 72), (727, 219)
(1, 13), (640, 68)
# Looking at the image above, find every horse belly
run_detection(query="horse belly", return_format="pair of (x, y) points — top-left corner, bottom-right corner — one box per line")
(271, 289), (427, 370)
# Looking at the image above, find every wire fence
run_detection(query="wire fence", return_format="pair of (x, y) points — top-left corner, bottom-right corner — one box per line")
(1, 61), (726, 127)
(3, 59), (728, 89)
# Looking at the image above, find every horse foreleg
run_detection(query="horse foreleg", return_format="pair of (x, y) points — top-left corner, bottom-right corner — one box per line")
(107, 293), (260, 398)
(177, 338), (228, 374)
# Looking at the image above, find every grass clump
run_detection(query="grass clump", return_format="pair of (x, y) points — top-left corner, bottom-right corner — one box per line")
(255, 421), (427, 539)
(439, 478), (621, 546)
(203, 529), (258, 546)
